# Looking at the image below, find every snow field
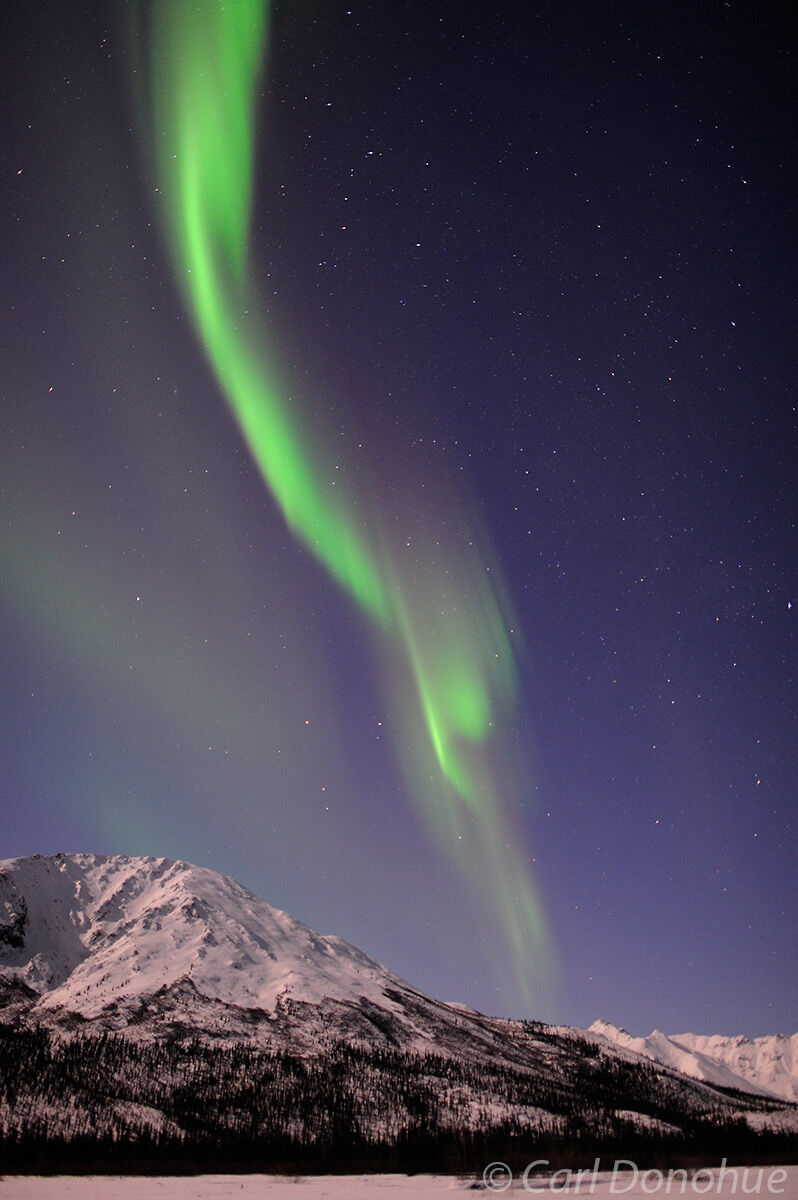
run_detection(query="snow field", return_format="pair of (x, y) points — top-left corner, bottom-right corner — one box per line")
(2, 1168), (798, 1200)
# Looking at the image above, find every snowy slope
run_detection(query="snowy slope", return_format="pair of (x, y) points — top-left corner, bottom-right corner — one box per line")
(0, 852), (419, 1022)
(2, 853), (797, 1162)
(589, 1020), (798, 1102)
(672, 1031), (798, 1104)
(1, 853), (586, 1067)
(2, 850), (795, 1116)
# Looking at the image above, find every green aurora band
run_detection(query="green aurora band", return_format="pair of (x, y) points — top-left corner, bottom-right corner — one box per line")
(137, 0), (552, 994)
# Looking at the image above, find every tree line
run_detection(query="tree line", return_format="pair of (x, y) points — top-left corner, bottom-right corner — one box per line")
(0, 1025), (794, 1174)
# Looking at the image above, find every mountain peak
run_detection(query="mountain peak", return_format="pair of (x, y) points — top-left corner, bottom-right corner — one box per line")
(3, 852), (796, 1112)
(591, 1019), (798, 1103)
(0, 851), (408, 1022)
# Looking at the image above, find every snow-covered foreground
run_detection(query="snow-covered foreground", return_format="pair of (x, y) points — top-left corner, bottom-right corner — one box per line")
(1, 1169), (797, 1200)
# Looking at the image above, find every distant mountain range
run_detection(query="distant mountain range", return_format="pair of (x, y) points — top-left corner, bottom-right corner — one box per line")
(1, 852), (795, 1172)
(589, 1019), (798, 1104)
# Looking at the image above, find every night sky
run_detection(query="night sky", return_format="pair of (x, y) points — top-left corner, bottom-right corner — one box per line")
(1, 0), (795, 1036)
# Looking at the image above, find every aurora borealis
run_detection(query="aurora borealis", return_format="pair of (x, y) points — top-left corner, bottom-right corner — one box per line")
(141, 0), (387, 623)
(135, 0), (550, 993)
(2, 0), (795, 1033)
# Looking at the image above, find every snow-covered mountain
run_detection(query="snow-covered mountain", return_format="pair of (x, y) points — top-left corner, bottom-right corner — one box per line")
(0, 851), (535, 1061)
(0, 851), (416, 1019)
(1, 853), (796, 1169)
(672, 1031), (798, 1103)
(588, 1020), (798, 1103)
(2, 853), (794, 1086)
(2, 852), (794, 1088)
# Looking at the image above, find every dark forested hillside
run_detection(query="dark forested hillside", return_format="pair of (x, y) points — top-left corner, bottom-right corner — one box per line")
(1, 1026), (794, 1174)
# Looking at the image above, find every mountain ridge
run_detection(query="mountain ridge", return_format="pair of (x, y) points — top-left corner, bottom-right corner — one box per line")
(1, 852), (796, 1171)
(588, 1019), (798, 1103)
(1, 852), (796, 1101)
(0, 850), (419, 1019)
